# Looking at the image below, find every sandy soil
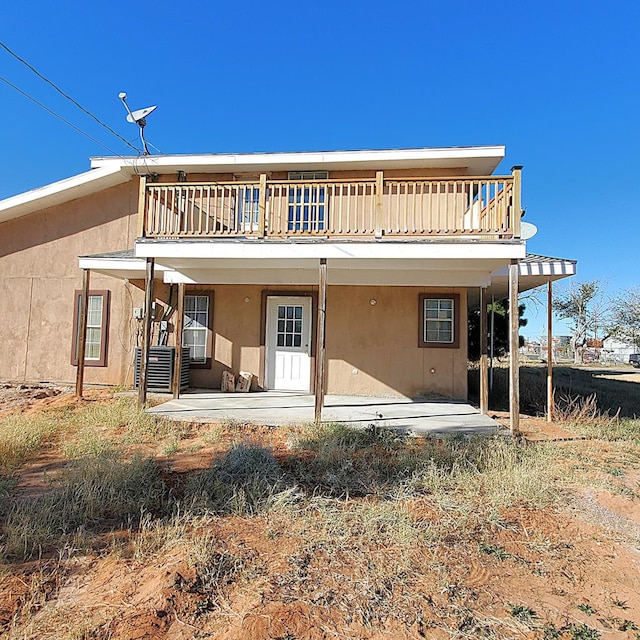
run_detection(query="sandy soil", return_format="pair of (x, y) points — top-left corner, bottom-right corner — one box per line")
(1, 385), (639, 639)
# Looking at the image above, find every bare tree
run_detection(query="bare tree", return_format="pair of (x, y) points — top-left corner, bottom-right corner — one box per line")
(611, 286), (640, 350)
(554, 280), (613, 363)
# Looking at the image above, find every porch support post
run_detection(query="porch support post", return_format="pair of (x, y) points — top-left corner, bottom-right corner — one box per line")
(547, 279), (554, 423)
(489, 293), (495, 390)
(314, 258), (327, 424)
(511, 166), (523, 239)
(137, 174), (147, 238)
(479, 286), (488, 414)
(172, 282), (185, 399)
(509, 259), (520, 433)
(374, 171), (384, 238)
(138, 258), (155, 409)
(258, 173), (267, 238)
(75, 268), (90, 398)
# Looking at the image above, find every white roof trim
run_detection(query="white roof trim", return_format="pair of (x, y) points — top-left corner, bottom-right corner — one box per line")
(0, 166), (130, 224)
(91, 146), (506, 174)
(1, 145), (506, 225)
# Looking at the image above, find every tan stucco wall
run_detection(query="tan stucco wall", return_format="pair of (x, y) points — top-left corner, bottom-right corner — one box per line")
(0, 179), (143, 385)
(0, 174), (468, 398)
(181, 284), (468, 400)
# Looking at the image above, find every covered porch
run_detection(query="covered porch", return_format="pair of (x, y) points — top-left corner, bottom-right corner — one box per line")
(147, 390), (504, 436)
(76, 247), (575, 433)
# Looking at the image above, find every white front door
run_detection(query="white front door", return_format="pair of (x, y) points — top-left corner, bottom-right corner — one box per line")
(266, 296), (312, 391)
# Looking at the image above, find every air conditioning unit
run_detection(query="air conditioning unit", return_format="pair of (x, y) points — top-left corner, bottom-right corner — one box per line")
(134, 346), (190, 392)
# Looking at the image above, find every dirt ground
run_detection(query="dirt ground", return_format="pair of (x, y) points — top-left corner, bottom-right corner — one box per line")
(0, 381), (639, 639)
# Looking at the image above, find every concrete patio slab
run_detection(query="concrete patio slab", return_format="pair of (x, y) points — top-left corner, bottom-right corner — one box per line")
(147, 391), (506, 436)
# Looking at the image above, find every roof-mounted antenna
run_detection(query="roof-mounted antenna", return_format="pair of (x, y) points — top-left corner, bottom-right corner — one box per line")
(118, 92), (157, 155)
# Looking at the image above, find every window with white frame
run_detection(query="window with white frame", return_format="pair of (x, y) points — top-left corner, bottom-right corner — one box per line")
(288, 171), (328, 181)
(419, 294), (459, 348)
(72, 290), (110, 367)
(85, 296), (104, 359)
(183, 295), (210, 363)
(287, 171), (328, 232)
(236, 186), (260, 231)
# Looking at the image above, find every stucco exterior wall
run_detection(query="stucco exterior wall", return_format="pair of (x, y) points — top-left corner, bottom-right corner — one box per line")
(0, 174), (468, 399)
(181, 284), (468, 400)
(0, 179), (143, 385)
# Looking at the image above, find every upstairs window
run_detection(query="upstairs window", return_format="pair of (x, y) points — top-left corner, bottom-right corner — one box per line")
(287, 172), (328, 232)
(236, 186), (260, 231)
(288, 171), (328, 181)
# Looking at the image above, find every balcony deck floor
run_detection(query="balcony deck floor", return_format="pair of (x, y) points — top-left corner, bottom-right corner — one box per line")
(147, 391), (505, 436)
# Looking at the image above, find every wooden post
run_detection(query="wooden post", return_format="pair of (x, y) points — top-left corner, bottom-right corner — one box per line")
(137, 175), (147, 238)
(258, 172), (267, 237)
(75, 268), (90, 398)
(509, 260), (520, 433)
(479, 286), (488, 414)
(314, 258), (327, 424)
(547, 279), (554, 423)
(489, 293), (495, 390)
(172, 282), (185, 399)
(374, 170), (384, 238)
(511, 166), (523, 239)
(138, 258), (155, 409)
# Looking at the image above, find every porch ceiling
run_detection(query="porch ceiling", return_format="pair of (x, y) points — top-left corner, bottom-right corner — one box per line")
(79, 250), (575, 295)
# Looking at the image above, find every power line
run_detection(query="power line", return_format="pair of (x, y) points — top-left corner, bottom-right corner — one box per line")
(0, 39), (140, 153)
(0, 76), (124, 158)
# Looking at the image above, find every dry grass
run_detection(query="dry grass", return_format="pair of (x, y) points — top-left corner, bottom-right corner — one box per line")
(1, 381), (639, 639)
(2, 451), (168, 559)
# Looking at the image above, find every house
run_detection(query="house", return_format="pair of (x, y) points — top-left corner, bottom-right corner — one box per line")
(0, 146), (576, 430)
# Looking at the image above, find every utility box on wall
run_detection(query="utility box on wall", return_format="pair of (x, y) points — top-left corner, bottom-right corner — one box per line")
(134, 346), (190, 392)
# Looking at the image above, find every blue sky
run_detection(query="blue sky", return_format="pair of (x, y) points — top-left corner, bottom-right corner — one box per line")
(1, 0), (638, 337)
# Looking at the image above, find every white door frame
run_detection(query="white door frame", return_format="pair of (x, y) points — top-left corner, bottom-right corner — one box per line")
(265, 296), (312, 391)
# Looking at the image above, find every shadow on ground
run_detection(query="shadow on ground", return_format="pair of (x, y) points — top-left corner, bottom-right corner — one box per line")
(469, 364), (640, 418)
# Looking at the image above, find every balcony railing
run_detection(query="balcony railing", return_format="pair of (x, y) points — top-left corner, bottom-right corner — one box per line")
(142, 172), (519, 240)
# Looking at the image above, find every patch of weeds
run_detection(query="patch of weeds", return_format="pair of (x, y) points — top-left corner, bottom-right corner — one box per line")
(478, 542), (510, 560)
(2, 451), (169, 559)
(185, 443), (287, 515)
(294, 421), (405, 453)
(508, 604), (538, 625)
(0, 411), (67, 475)
(565, 623), (601, 639)
(610, 597), (629, 609)
(608, 617), (638, 632)
(543, 622), (563, 639)
(603, 466), (624, 477)
(543, 622), (601, 640)
(64, 430), (117, 459)
(576, 603), (597, 616)
(162, 439), (179, 455)
(201, 425), (223, 444)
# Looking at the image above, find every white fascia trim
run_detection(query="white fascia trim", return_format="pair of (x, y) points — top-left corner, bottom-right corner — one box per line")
(0, 166), (130, 224)
(78, 257), (170, 272)
(163, 267), (492, 288)
(91, 145), (505, 171)
(135, 240), (526, 261)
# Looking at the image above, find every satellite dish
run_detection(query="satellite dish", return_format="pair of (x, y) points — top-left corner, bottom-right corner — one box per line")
(126, 105), (157, 124)
(118, 92), (157, 155)
(521, 221), (538, 240)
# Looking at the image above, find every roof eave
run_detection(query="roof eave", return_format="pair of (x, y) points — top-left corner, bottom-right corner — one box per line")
(90, 145), (506, 175)
(0, 166), (130, 224)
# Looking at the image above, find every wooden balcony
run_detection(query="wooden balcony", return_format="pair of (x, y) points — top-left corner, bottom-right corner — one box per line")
(140, 170), (521, 240)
